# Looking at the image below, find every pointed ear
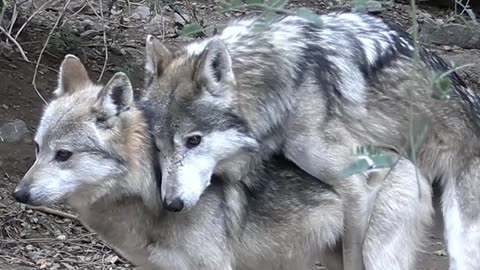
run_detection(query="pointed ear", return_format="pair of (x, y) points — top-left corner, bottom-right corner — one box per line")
(194, 38), (235, 94)
(55, 54), (91, 97)
(145, 35), (173, 81)
(96, 72), (133, 120)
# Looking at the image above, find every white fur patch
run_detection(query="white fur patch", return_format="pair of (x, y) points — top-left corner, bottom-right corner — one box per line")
(163, 129), (257, 209)
(175, 155), (215, 208)
(443, 180), (480, 270)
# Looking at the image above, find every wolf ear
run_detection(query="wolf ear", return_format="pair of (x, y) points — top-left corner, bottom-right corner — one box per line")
(96, 72), (133, 119)
(145, 35), (173, 81)
(55, 54), (91, 97)
(194, 38), (235, 95)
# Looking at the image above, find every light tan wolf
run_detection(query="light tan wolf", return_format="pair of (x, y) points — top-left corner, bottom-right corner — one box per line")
(13, 55), (433, 270)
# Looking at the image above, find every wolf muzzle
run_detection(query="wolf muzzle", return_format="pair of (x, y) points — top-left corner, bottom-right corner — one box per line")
(163, 197), (185, 212)
(13, 186), (31, 204)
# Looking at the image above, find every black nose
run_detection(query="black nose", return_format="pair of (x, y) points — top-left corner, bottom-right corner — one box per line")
(13, 188), (31, 204)
(164, 197), (184, 212)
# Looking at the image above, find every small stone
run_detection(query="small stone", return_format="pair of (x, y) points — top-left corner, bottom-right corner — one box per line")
(0, 41), (13, 57)
(132, 5), (151, 20)
(366, 1), (385, 14)
(145, 15), (166, 34)
(26, 244), (34, 251)
(442, 45), (453, 51)
(174, 12), (191, 25)
(56, 234), (67, 241)
(1, 104), (8, 110)
(0, 119), (28, 143)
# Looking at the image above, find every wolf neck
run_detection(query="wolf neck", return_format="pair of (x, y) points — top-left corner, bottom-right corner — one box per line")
(71, 108), (162, 216)
(218, 23), (305, 141)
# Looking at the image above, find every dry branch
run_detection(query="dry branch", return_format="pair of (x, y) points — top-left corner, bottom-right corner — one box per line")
(14, 0), (60, 40)
(0, 25), (30, 62)
(26, 205), (78, 220)
(32, 0), (72, 105)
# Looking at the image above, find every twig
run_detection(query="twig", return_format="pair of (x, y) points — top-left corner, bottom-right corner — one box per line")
(32, 0), (72, 105)
(6, 2), (17, 40)
(26, 205), (78, 220)
(98, 0), (108, 82)
(0, 0), (6, 28)
(14, 0), (59, 40)
(0, 25), (30, 62)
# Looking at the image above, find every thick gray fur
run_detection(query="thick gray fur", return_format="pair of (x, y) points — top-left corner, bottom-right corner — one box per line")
(141, 13), (480, 270)
(13, 60), (433, 269)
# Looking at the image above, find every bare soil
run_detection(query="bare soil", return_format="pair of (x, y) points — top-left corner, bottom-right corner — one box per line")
(1, 0), (479, 269)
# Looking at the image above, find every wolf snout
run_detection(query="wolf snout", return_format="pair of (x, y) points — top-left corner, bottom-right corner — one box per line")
(163, 197), (185, 212)
(13, 186), (31, 204)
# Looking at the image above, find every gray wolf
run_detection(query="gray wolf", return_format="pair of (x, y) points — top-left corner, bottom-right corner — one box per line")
(13, 55), (433, 270)
(141, 13), (480, 270)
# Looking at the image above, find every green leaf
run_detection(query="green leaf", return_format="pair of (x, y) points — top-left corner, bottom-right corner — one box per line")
(352, 0), (367, 13)
(339, 154), (395, 178)
(220, 0), (243, 11)
(230, 0), (244, 8)
(410, 113), (430, 152)
(270, 0), (288, 8)
(295, 8), (322, 25)
(179, 23), (205, 37)
(246, 0), (264, 4)
(432, 74), (452, 100)
(220, 2), (232, 10)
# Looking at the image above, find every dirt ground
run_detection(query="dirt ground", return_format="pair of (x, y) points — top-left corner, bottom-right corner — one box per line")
(0, 0), (479, 269)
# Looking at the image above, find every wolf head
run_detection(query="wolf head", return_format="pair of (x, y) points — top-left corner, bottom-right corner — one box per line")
(13, 55), (140, 207)
(141, 35), (258, 212)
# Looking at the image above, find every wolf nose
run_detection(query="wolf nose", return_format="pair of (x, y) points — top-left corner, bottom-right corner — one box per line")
(163, 197), (184, 212)
(13, 188), (31, 204)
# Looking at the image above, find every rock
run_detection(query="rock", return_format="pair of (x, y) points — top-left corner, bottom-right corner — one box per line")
(0, 41), (13, 57)
(145, 15), (165, 34)
(174, 12), (191, 26)
(417, 11), (433, 22)
(442, 45), (453, 51)
(132, 5), (151, 20)
(366, 1), (385, 14)
(419, 22), (480, 50)
(0, 119), (29, 143)
(437, 50), (480, 87)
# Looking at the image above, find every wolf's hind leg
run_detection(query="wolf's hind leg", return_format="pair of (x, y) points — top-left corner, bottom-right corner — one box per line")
(364, 158), (433, 270)
(284, 140), (371, 270)
(442, 157), (480, 270)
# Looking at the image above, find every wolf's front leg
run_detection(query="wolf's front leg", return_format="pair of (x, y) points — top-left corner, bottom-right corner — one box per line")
(442, 158), (480, 270)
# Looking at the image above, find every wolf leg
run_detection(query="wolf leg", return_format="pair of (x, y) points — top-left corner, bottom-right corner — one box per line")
(363, 158), (433, 270)
(442, 158), (480, 270)
(321, 244), (344, 270)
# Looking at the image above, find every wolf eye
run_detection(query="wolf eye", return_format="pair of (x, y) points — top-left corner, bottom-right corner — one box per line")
(185, 135), (202, 149)
(55, 150), (73, 162)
